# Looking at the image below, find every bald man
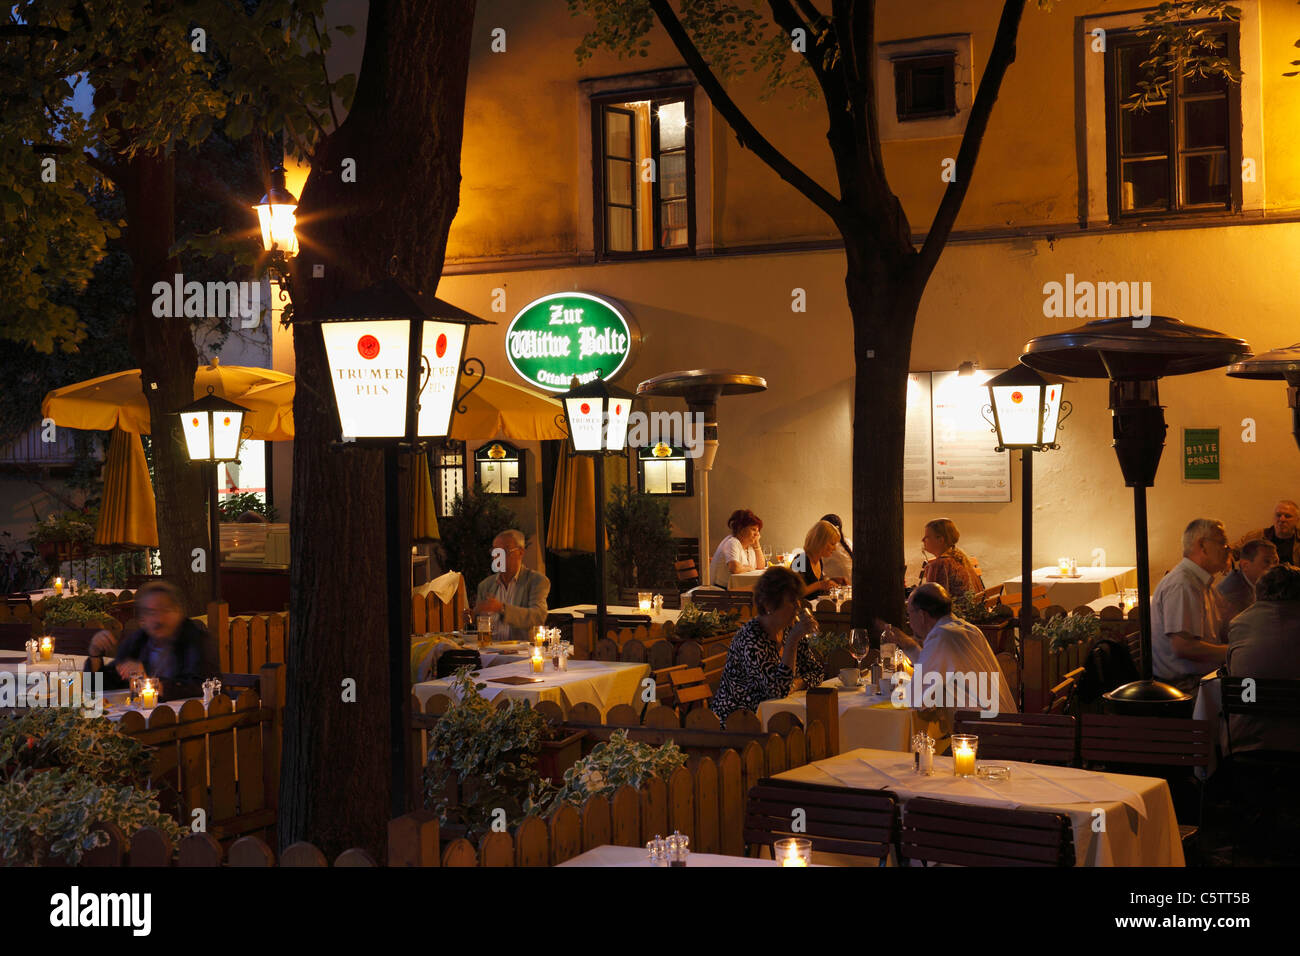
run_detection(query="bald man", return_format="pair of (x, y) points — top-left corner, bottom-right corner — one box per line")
(1235, 500), (1298, 566)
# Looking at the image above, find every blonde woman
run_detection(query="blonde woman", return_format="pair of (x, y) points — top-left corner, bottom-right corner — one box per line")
(920, 518), (983, 599)
(796, 519), (847, 598)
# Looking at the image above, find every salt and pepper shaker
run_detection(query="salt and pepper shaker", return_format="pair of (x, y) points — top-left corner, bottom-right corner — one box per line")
(666, 830), (689, 867)
(25, 639), (38, 665)
(647, 834), (669, 867)
(1068, 556), (1077, 576)
(912, 733), (935, 776)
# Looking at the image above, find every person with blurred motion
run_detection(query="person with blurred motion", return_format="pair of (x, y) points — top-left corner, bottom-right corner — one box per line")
(100, 581), (219, 702)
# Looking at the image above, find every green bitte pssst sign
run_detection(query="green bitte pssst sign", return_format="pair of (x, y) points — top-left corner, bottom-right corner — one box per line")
(506, 292), (636, 392)
(1183, 427), (1221, 482)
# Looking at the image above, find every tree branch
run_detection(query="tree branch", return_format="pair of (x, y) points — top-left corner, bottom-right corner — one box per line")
(647, 0), (847, 226)
(309, 14), (342, 130)
(30, 143), (121, 184)
(0, 24), (68, 39)
(916, 0), (1027, 281)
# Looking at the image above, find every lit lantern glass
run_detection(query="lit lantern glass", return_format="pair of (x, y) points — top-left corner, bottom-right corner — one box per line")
(984, 366), (1068, 450)
(564, 393), (605, 452)
(176, 390), (249, 462)
(561, 376), (635, 454)
(253, 166), (299, 257)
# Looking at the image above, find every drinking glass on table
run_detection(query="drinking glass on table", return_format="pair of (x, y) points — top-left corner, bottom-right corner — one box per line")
(848, 629), (870, 678)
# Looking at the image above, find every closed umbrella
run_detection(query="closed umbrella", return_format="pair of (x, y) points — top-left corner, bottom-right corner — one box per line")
(93, 429), (158, 549)
(412, 453), (439, 542)
(546, 451), (603, 554)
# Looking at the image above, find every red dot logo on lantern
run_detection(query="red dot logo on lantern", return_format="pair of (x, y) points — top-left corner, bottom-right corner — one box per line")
(191, 417), (199, 428)
(1050, 389), (1056, 401)
(615, 404), (622, 415)
(1011, 391), (1024, 404)
(580, 403), (591, 415)
(435, 333), (448, 358)
(222, 417), (231, 427)
(357, 335), (380, 360)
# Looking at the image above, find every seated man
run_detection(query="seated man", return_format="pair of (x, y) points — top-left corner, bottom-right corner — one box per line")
(1152, 518), (1229, 693)
(1235, 500), (1298, 566)
(105, 581), (220, 702)
(1215, 538), (1278, 639)
(472, 529), (549, 643)
(1225, 564), (1300, 754)
(876, 583), (1018, 732)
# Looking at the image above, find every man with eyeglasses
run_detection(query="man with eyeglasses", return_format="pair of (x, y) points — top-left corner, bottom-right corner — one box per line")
(1234, 500), (1298, 566)
(473, 528), (550, 643)
(1150, 518), (1229, 694)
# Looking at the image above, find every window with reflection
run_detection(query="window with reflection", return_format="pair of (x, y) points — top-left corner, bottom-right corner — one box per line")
(637, 443), (693, 497)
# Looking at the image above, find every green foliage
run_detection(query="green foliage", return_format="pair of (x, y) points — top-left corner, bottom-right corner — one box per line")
(423, 671), (548, 842)
(604, 484), (675, 589)
(36, 593), (118, 629)
(1031, 612), (1101, 652)
(0, 532), (46, 593)
(672, 603), (741, 639)
(28, 507), (97, 548)
(0, 710), (182, 865)
(806, 629), (848, 660)
(218, 492), (280, 523)
(436, 485), (519, 591)
(527, 729), (686, 818)
(1129, 3), (1243, 109)
(952, 591), (1014, 626)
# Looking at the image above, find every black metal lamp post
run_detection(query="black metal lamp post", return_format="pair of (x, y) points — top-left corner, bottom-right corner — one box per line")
(1225, 345), (1300, 452)
(310, 278), (491, 816)
(980, 366), (1071, 696)
(177, 388), (252, 604)
(559, 374), (636, 648)
(1021, 316), (1251, 714)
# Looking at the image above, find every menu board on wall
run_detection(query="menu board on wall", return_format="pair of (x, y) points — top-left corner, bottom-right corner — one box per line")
(930, 369), (1011, 502)
(902, 370), (1012, 503)
(903, 373), (934, 502)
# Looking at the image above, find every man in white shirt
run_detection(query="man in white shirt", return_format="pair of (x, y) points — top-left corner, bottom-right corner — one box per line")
(1151, 518), (1229, 692)
(472, 529), (550, 643)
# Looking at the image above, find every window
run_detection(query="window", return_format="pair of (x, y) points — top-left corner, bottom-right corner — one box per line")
(218, 439), (271, 513)
(637, 444), (693, 496)
(894, 54), (957, 121)
(474, 441), (526, 496)
(593, 90), (695, 258)
(432, 440), (468, 518)
(1104, 26), (1241, 220)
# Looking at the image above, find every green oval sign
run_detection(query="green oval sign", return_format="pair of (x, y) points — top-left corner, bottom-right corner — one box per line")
(506, 292), (636, 392)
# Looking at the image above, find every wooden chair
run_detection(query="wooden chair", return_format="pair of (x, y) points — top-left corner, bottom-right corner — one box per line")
(744, 777), (899, 864)
(977, 584), (1004, 608)
(666, 666), (712, 712)
(675, 559), (700, 591)
(1079, 713), (1213, 858)
(1001, 584), (1049, 614)
(689, 589), (753, 614)
(953, 710), (1077, 765)
(899, 798), (1075, 867)
(1220, 676), (1300, 762)
(1046, 666), (1084, 717)
(701, 650), (727, 690)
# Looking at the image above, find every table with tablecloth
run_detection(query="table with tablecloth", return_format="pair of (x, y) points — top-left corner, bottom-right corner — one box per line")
(413, 658), (649, 716)
(22, 587), (125, 603)
(1003, 566), (1138, 608)
(758, 680), (941, 754)
(0, 654), (200, 721)
(549, 604), (681, 625)
(777, 747), (1183, 867)
(557, 844), (823, 867)
(410, 633), (529, 683)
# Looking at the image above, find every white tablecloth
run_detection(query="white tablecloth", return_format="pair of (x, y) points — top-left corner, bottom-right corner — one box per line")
(778, 748), (1183, 867)
(558, 845), (813, 867)
(0, 657), (198, 721)
(413, 658), (650, 715)
(758, 680), (940, 754)
(549, 604), (681, 625)
(1192, 671), (1225, 778)
(1003, 566), (1138, 609)
(411, 633), (529, 683)
(725, 570), (765, 591)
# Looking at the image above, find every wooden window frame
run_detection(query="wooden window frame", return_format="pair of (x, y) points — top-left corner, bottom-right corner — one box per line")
(893, 53), (957, 122)
(473, 441), (527, 497)
(432, 439), (469, 519)
(635, 445), (695, 497)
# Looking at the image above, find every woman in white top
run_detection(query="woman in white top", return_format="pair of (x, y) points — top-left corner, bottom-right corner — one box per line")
(819, 513), (853, 582)
(709, 509), (767, 587)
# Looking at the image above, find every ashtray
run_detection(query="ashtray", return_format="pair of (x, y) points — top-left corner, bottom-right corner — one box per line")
(976, 764), (1011, 781)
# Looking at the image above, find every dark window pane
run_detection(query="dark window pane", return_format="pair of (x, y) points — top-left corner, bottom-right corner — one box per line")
(657, 100), (686, 151)
(604, 109), (631, 158)
(660, 151), (687, 200)
(605, 158), (633, 206)
(607, 206), (634, 251)
(1181, 97), (1228, 149)
(660, 199), (688, 248)
(909, 65), (950, 112)
(1182, 67), (1228, 96)
(1121, 101), (1168, 155)
(1121, 158), (1170, 211)
(1182, 152), (1230, 205)
(894, 55), (955, 119)
(1119, 45), (1165, 104)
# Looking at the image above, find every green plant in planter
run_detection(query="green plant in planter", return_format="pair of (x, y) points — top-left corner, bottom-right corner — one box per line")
(435, 486), (518, 592)
(0, 710), (183, 865)
(217, 491), (280, 522)
(1031, 612), (1101, 652)
(605, 484), (675, 590)
(806, 629), (849, 660)
(28, 507), (97, 549)
(952, 590), (1015, 626)
(673, 604), (741, 640)
(36, 593), (118, 630)
(526, 729), (685, 818)
(423, 669), (547, 842)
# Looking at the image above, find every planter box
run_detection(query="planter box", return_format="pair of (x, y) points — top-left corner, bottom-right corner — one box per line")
(977, 622), (1014, 656)
(537, 730), (586, 784)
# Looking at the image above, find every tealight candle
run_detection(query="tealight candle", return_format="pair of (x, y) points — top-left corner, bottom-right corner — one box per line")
(1057, 557), (1070, 576)
(53, 576), (63, 596)
(139, 679), (159, 710)
(638, 591), (653, 612)
(775, 837), (811, 867)
(39, 637), (54, 661)
(534, 626), (547, 648)
(952, 734), (978, 777)
(531, 647), (544, 674)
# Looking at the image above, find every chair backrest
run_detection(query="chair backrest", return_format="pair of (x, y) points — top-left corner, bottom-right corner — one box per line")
(744, 777), (898, 861)
(1080, 714), (1213, 769)
(1075, 639), (1139, 706)
(690, 590), (753, 613)
(436, 649), (482, 679)
(701, 650), (727, 689)
(1221, 676), (1300, 720)
(675, 559), (700, 590)
(667, 666), (712, 709)
(1001, 584), (1049, 612)
(899, 797), (1075, 867)
(977, 585), (1004, 608)
(953, 710), (1077, 764)
(1046, 667), (1084, 717)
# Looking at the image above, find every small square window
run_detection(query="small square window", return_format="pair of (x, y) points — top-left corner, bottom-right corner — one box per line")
(636, 444), (693, 496)
(894, 54), (957, 122)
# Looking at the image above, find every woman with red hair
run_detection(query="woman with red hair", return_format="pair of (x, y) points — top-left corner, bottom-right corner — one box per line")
(709, 509), (767, 587)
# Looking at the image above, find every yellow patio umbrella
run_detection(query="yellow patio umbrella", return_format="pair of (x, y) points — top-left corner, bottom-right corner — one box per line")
(412, 452), (439, 541)
(546, 451), (603, 554)
(94, 428), (159, 548)
(41, 360), (295, 441)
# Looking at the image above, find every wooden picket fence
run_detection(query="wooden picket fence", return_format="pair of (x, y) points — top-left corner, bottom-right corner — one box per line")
(1019, 606), (1140, 713)
(83, 718), (827, 866)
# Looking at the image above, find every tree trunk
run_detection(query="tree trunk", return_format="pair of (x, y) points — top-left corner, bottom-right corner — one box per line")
(118, 149), (209, 610)
(279, 0), (477, 859)
(845, 244), (922, 631)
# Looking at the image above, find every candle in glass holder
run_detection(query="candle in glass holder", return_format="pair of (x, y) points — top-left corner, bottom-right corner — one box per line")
(53, 576), (63, 596)
(775, 837), (811, 867)
(952, 734), (978, 777)
(638, 591), (653, 612)
(39, 637), (53, 661)
(139, 679), (159, 710)
(534, 626), (547, 648)
(1057, 557), (1071, 576)
(531, 647), (544, 674)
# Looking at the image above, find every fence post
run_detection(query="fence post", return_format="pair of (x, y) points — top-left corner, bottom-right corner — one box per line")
(207, 600), (230, 672)
(258, 663), (283, 840)
(388, 810), (441, 866)
(806, 687), (840, 756)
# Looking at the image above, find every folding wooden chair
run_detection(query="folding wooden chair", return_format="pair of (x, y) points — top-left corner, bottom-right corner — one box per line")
(899, 798), (1075, 866)
(744, 777), (899, 865)
(1046, 666), (1084, 717)
(666, 666), (712, 713)
(701, 650), (727, 690)
(953, 710), (1077, 765)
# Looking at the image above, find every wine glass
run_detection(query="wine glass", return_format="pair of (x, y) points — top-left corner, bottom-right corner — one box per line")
(848, 628), (870, 679)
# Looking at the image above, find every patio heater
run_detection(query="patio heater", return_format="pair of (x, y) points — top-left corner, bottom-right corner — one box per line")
(635, 370), (767, 582)
(559, 374), (636, 647)
(980, 366), (1071, 700)
(1225, 345), (1300, 452)
(1021, 316), (1251, 715)
(309, 278), (492, 816)
(176, 387), (251, 604)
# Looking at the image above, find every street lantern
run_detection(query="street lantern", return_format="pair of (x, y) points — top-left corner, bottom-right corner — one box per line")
(253, 165), (299, 257)
(560, 374), (636, 649)
(176, 388), (252, 604)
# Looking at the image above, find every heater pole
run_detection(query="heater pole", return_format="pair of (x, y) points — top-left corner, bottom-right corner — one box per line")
(594, 453), (608, 651)
(1020, 449), (1033, 711)
(209, 463), (222, 604)
(1133, 485), (1154, 681)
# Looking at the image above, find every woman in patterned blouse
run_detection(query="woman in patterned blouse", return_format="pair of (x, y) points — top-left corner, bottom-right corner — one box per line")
(919, 518), (984, 599)
(711, 567), (825, 727)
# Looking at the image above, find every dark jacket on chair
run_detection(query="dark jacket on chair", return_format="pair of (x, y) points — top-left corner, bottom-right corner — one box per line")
(112, 619), (220, 701)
